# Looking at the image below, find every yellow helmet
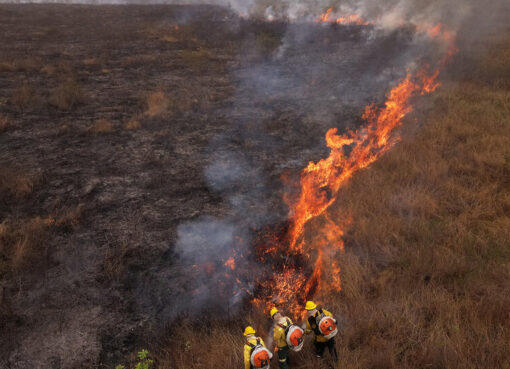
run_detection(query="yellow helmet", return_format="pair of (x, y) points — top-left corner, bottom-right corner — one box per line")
(305, 301), (317, 310)
(244, 326), (256, 336)
(270, 307), (279, 318)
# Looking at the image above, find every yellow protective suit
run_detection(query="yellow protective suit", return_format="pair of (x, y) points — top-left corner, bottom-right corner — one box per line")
(244, 336), (267, 369)
(305, 308), (333, 343)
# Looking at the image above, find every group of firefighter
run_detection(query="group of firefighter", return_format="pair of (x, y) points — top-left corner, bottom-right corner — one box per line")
(243, 301), (338, 369)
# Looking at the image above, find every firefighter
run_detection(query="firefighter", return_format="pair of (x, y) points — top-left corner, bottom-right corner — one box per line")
(270, 307), (291, 369)
(243, 326), (272, 369)
(304, 301), (338, 361)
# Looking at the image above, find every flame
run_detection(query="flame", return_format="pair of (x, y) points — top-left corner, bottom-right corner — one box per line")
(317, 8), (372, 26)
(224, 256), (236, 270)
(416, 22), (458, 64)
(252, 60), (450, 318)
(185, 17), (458, 319)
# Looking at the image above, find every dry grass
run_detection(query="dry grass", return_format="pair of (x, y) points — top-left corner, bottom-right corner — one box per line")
(124, 117), (141, 130)
(11, 82), (36, 110)
(155, 36), (510, 369)
(0, 116), (9, 132)
(102, 242), (130, 282)
(144, 90), (172, 117)
(0, 205), (82, 278)
(0, 62), (16, 73)
(89, 119), (114, 133)
(179, 48), (211, 69)
(48, 78), (87, 110)
(0, 163), (33, 198)
(0, 217), (52, 275)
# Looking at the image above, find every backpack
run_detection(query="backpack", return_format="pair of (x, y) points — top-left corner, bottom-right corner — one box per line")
(278, 318), (304, 352)
(309, 308), (338, 340)
(247, 338), (272, 369)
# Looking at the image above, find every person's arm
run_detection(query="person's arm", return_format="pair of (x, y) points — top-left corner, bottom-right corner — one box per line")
(305, 318), (312, 334)
(244, 345), (251, 369)
(323, 309), (333, 317)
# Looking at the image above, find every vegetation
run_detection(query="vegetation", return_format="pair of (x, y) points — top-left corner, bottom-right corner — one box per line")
(116, 349), (154, 369)
(155, 33), (510, 369)
(48, 78), (87, 110)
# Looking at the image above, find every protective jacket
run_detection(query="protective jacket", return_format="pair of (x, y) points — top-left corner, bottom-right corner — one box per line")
(273, 316), (293, 348)
(305, 308), (333, 343)
(244, 336), (267, 369)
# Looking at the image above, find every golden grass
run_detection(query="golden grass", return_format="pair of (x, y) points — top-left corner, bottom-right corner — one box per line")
(155, 36), (510, 369)
(124, 117), (141, 130)
(89, 119), (114, 133)
(145, 90), (172, 117)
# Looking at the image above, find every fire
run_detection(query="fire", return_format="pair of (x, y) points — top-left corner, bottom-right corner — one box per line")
(252, 44), (456, 318)
(184, 15), (458, 319)
(317, 8), (372, 26)
(416, 22), (458, 64)
(224, 256), (236, 270)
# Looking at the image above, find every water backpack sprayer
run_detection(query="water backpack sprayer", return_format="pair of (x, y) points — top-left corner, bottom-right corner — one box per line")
(316, 310), (338, 340)
(278, 319), (305, 352)
(248, 338), (273, 369)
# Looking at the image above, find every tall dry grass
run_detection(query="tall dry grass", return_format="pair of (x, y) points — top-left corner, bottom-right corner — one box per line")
(153, 35), (510, 369)
(48, 78), (87, 110)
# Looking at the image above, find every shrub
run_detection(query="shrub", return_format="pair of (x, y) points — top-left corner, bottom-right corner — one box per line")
(116, 349), (153, 369)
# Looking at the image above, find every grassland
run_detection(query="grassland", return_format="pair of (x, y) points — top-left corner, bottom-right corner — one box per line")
(153, 33), (510, 369)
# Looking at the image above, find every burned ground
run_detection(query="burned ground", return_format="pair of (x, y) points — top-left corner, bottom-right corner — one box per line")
(0, 3), (509, 369)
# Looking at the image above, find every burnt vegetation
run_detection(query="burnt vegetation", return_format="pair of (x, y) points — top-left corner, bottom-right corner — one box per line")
(0, 3), (509, 369)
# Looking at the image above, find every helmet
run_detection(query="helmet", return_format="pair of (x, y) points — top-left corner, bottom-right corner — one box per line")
(305, 301), (317, 310)
(270, 307), (279, 318)
(244, 326), (256, 336)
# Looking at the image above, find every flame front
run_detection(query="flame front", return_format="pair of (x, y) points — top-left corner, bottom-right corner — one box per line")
(317, 8), (372, 26)
(253, 65), (444, 318)
(251, 18), (459, 318)
(187, 18), (458, 320)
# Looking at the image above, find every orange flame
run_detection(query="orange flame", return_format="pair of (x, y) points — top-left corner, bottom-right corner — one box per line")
(253, 61), (447, 318)
(224, 256), (236, 270)
(317, 8), (373, 26)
